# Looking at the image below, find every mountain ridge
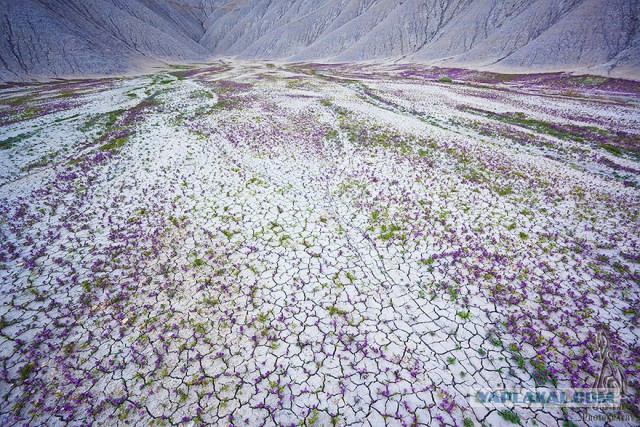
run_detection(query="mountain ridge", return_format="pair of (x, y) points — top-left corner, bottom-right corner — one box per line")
(1, 0), (639, 81)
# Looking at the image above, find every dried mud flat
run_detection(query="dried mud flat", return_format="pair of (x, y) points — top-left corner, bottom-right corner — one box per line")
(0, 62), (639, 426)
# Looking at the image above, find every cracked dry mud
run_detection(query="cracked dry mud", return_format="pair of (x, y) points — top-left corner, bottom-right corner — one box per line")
(0, 62), (639, 426)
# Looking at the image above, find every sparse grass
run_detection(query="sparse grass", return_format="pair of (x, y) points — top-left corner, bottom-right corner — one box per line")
(191, 90), (214, 100)
(0, 131), (38, 150)
(378, 223), (401, 240)
(488, 333), (503, 347)
(99, 137), (128, 151)
(462, 106), (639, 155)
(18, 362), (35, 381)
(498, 410), (521, 425)
(531, 359), (557, 386)
(513, 353), (526, 370)
(456, 310), (471, 320)
(0, 315), (13, 330)
(307, 408), (319, 426)
(53, 113), (80, 123)
(601, 144), (622, 155)
(496, 186), (513, 196)
(327, 305), (348, 316)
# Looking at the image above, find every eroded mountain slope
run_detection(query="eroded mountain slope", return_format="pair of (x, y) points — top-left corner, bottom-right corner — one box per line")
(2, 0), (639, 80)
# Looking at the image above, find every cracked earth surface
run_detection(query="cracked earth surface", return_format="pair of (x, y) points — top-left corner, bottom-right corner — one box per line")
(0, 63), (639, 426)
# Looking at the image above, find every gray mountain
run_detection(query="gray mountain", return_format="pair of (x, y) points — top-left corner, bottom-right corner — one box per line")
(1, 0), (639, 81)
(0, 0), (210, 81)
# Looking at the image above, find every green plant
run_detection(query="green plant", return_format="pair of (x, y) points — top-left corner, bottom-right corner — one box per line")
(498, 409), (521, 424)
(513, 353), (526, 370)
(18, 362), (35, 381)
(307, 408), (319, 425)
(99, 137), (128, 151)
(601, 144), (622, 155)
(328, 305), (348, 316)
(420, 257), (435, 265)
(496, 186), (513, 196)
(0, 131), (39, 150)
(378, 224), (401, 240)
(531, 359), (557, 386)
(456, 310), (471, 320)
(488, 333), (503, 347)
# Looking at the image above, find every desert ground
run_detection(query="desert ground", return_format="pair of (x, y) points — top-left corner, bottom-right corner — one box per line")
(0, 62), (638, 426)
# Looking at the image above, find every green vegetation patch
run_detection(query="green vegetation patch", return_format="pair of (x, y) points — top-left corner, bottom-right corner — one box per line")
(461, 106), (640, 156)
(0, 130), (39, 150)
(498, 409), (521, 424)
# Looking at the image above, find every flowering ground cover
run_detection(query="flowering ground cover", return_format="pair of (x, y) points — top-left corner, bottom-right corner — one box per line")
(0, 62), (638, 426)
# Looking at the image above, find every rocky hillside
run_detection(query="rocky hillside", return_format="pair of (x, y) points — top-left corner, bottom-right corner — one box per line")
(1, 0), (639, 80)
